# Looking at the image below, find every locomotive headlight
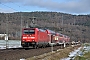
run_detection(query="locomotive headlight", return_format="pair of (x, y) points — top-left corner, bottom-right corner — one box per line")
(32, 40), (35, 41)
(23, 37), (27, 39)
(22, 40), (25, 41)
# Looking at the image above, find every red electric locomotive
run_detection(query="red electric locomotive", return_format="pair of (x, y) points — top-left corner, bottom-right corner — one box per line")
(21, 28), (49, 48)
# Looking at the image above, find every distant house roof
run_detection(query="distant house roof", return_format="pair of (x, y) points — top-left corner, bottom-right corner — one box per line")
(0, 34), (7, 37)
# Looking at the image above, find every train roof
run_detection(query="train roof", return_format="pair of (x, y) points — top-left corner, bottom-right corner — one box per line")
(39, 29), (45, 32)
(46, 29), (56, 34)
(23, 27), (41, 29)
(23, 28), (46, 32)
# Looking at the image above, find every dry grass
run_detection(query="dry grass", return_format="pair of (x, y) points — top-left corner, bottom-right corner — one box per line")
(26, 45), (80, 60)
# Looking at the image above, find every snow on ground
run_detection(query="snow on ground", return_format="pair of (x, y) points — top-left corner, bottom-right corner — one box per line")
(0, 46), (6, 49)
(0, 45), (22, 49)
(0, 40), (21, 49)
(61, 47), (82, 60)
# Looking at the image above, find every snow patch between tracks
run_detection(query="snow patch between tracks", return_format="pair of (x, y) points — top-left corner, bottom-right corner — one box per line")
(61, 47), (81, 60)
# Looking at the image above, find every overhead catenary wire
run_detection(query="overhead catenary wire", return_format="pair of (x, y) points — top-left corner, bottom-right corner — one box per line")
(0, 2), (37, 38)
(0, 2), (24, 39)
(0, 2), (19, 12)
(11, 2), (30, 11)
(0, 1), (30, 13)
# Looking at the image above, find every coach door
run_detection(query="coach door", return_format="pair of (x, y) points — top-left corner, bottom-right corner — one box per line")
(51, 35), (54, 43)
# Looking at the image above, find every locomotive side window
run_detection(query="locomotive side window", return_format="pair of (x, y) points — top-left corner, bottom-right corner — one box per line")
(23, 29), (35, 34)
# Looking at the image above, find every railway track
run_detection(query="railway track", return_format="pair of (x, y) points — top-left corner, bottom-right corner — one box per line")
(0, 45), (64, 60)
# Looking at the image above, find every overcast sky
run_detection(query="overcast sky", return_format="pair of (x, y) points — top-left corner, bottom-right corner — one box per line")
(0, 0), (90, 15)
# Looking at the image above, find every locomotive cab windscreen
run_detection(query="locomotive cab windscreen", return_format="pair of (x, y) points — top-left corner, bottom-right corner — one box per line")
(23, 29), (35, 34)
(21, 28), (36, 47)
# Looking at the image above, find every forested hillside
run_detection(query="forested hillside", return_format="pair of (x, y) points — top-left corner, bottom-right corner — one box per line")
(0, 12), (90, 42)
